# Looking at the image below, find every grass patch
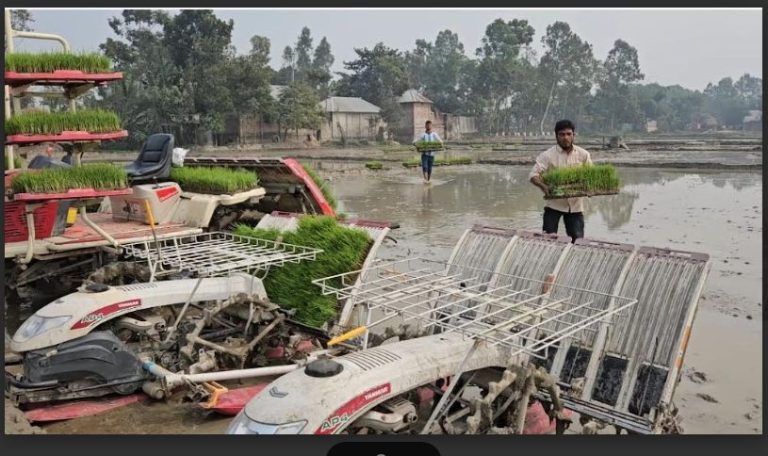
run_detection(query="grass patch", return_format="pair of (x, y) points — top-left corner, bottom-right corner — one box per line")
(542, 164), (621, 198)
(365, 161), (383, 170)
(300, 162), (337, 210)
(380, 144), (413, 153)
(443, 157), (472, 165)
(402, 156), (473, 167)
(5, 110), (122, 135)
(170, 166), (258, 194)
(235, 216), (371, 327)
(11, 163), (128, 194)
(5, 52), (112, 73)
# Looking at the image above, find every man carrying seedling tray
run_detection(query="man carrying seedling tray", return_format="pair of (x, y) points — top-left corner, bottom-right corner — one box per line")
(413, 120), (444, 183)
(529, 119), (592, 242)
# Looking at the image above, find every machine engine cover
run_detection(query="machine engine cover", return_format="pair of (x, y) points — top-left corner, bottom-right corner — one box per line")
(23, 331), (144, 386)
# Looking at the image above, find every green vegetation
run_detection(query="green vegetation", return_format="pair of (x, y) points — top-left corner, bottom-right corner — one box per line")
(542, 164), (621, 198)
(170, 166), (258, 194)
(5, 52), (112, 73)
(235, 216), (371, 327)
(300, 161), (337, 209)
(402, 156), (473, 167)
(11, 163), (128, 194)
(5, 110), (122, 135)
(414, 140), (444, 153)
(365, 161), (383, 170)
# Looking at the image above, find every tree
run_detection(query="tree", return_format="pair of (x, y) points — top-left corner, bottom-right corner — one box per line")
(593, 39), (645, 132)
(10, 9), (34, 32)
(704, 77), (749, 127)
(249, 35), (271, 66)
(276, 82), (325, 140)
(309, 37), (335, 99)
(472, 18), (536, 134)
(162, 10), (235, 136)
(734, 73), (762, 109)
(97, 10), (238, 145)
(537, 22), (599, 133)
(98, 10), (186, 145)
(335, 43), (409, 126)
(404, 30), (472, 114)
(295, 27), (313, 81)
(280, 45), (296, 84)
(224, 36), (275, 119)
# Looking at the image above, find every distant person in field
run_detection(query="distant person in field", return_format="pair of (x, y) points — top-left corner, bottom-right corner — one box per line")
(529, 119), (592, 242)
(413, 120), (443, 183)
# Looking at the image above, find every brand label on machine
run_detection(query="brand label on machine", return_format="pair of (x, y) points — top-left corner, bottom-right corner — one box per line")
(315, 383), (391, 435)
(70, 299), (142, 330)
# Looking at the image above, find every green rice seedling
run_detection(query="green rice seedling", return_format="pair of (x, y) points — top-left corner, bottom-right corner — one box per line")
(235, 216), (371, 327)
(365, 161), (383, 170)
(5, 52), (112, 73)
(300, 162), (337, 210)
(402, 158), (421, 168)
(447, 157), (472, 165)
(542, 164), (621, 198)
(11, 163), (128, 194)
(414, 140), (444, 152)
(5, 110), (122, 136)
(170, 166), (258, 194)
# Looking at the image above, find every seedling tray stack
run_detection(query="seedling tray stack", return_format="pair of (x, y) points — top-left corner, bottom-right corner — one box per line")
(4, 52), (127, 145)
(4, 49), (129, 244)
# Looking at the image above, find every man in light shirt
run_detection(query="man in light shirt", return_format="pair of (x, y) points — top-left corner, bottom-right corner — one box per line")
(413, 120), (443, 183)
(529, 119), (593, 242)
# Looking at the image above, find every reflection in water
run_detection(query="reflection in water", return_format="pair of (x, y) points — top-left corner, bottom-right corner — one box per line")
(586, 191), (639, 230)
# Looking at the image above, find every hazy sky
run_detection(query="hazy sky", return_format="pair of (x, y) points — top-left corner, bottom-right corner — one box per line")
(15, 8), (763, 91)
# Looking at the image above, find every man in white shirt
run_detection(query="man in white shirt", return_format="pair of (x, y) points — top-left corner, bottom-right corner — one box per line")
(529, 119), (593, 242)
(413, 120), (443, 183)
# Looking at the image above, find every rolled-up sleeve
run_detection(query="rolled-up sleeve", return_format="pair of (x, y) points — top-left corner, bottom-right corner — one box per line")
(529, 151), (550, 180)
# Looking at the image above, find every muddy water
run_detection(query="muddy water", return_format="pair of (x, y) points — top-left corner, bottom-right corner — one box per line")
(328, 164), (762, 434)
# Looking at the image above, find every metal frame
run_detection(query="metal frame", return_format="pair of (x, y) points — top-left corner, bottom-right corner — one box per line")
(313, 258), (637, 360)
(121, 231), (322, 280)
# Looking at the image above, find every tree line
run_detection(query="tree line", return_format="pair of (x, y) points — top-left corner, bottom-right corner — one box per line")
(11, 10), (763, 145)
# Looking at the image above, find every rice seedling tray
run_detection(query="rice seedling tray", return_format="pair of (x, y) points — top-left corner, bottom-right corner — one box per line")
(10, 163), (129, 199)
(6, 130), (128, 145)
(544, 187), (620, 199)
(542, 164), (621, 200)
(414, 141), (444, 153)
(169, 166), (259, 195)
(4, 70), (123, 87)
(12, 187), (133, 202)
(6, 52), (113, 73)
(234, 216), (372, 327)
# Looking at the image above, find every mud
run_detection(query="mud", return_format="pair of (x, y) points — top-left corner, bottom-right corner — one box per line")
(4, 402), (46, 434)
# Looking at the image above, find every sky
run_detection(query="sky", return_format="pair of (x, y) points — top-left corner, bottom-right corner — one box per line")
(13, 8), (763, 91)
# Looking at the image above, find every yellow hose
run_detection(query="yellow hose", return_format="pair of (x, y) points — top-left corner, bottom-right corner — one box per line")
(327, 326), (368, 346)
